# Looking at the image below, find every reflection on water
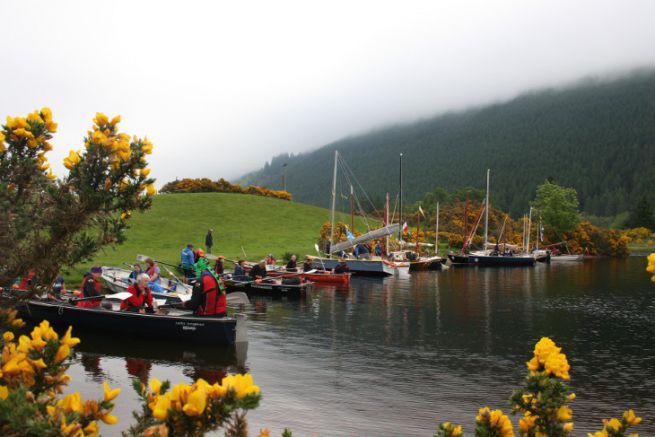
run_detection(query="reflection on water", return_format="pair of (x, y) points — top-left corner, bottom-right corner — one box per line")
(68, 258), (654, 436)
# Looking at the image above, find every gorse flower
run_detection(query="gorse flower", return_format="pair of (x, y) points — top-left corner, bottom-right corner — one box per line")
(526, 337), (570, 380)
(476, 407), (515, 437)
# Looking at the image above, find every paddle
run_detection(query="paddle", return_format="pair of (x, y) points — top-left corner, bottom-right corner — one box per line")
(314, 244), (328, 271)
(68, 291), (132, 304)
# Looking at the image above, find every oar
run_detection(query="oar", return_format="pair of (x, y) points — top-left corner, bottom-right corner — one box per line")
(136, 254), (180, 270)
(68, 291), (132, 304)
(314, 244), (328, 271)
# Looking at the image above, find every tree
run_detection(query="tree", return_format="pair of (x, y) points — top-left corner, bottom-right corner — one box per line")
(625, 197), (655, 230)
(0, 108), (155, 292)
(532, 180), (581, 235)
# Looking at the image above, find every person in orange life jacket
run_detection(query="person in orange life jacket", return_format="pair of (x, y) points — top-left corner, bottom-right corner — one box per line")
(120, 273), (154, 313)
(77, 266), (103, 308)
(185, 267), (227, 317)
(144, 258), (163, 292)
(214, 255), (225, 275)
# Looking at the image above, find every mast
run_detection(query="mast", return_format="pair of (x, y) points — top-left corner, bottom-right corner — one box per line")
(526, 207), (533, 254)
(384, 192), (390, 256)
(435, 202), (440, 255)
(350, 185), (354, 233)
(328, 150), (338, 258)
(398, 153), (403, 241)
(484, 169), (490, 248)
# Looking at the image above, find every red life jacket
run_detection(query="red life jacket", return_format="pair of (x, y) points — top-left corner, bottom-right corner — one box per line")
(77, 276), (102, 308)
(120, 284), (153, 310)
(195, 271), (226, 316)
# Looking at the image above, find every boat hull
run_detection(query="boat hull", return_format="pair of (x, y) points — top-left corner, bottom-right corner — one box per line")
(467, 254), (536, 267)
(265, 269), (351, 286)
(311, 258), (394, 276)
(224, 276), (311, 298)
(408, 257), (445, 271)
(447, 253), (470, 264)
(18, 300), (242, 345)
(551, 254), (584, 262)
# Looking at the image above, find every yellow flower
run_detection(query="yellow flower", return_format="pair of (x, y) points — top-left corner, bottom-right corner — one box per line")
(46, 169), (56, 180)
(84, 420), (98, 435)
(568, 392), (576, 401)
(146, 183), (156, 197)
(41, 107), (53, 123)
(221, 373), (260, 399)
(151, 394), (171, 421)
(606, 418), (621, 432)
(61, 326), (81, 348)
(623, 409), (642, 426)
(563, 422), (573, 432)
(452, 425), (463, 436)
(0, 131), (5, 145)
(101, 413), (118, 425)
(30, 358), (47, 369)
(141, 168), (151, 177)
(103, 381), (121, 402)
(141, 137), (153, 154)
(149, 378), (162, 395)
(3, 331), (14, 342)
(110, 115), (121, 125)
(59, 392), (83, 414)
(259, 428), (271, 437)
(63, 150), (82, 170)
(54, 344), (71, 363)
(94, 112), (109, 126)
(182, 388), (207, 416)
(27, 111), (43, 124)
(557, 405), (573, 422)
(0, 385), (8, 400)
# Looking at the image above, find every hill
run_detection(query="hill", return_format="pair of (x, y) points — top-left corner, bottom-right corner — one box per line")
(68, 193), (373, 281)
(239, 70), (655, 217)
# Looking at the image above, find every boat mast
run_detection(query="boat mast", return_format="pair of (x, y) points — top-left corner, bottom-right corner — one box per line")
(484, 169), (490, 248)
(526, 207), (533, 253)
(416, 208), (420, 257)
(398, 153), (403, 242)
(435, 202), (440, 255)
(329, 150), (338, 259)
(385, 192), (390, 256)
(350, 185), (354, 233)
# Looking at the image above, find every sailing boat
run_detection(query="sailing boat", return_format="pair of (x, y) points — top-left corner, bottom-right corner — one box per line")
(408, 203), (447, 271)
(310, 150), (398, 276)
(459, 169), (536, 267)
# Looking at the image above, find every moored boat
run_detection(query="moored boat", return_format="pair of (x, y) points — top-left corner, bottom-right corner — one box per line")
(310, 257), (395, 276)
(264, 268), (351, 286)
(223, 275), (312, 298)
(550, 254), (584, 262)
(17, 299), (246, 345)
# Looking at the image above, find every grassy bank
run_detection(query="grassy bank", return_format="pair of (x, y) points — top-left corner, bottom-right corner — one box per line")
(67, 193), (374, 283)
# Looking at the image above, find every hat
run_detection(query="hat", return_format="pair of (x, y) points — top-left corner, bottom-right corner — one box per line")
(218, 255), (225, 259)
(90, 266), (102, 274)
(198, 249), (205, 256)
(187, 243), (193, 248)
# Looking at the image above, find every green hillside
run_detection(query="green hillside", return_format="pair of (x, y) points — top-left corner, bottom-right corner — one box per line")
(240, 70), (655, 217)
(69, 193), (373, 281)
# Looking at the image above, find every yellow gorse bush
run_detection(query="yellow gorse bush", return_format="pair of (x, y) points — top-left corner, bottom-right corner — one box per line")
(526, 336), (571, 380)
(646, 253), (655, 282)
(0, 315), (120, 436)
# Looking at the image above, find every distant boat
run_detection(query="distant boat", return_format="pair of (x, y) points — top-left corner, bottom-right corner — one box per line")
(551, 254), (584, 262)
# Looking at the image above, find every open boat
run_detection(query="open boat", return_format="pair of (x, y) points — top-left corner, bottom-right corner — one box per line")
(223, 275), (312, 298)
(17, 299), (246, 345)
(264, 268), (351, 286)
(102, 266), (192, 295)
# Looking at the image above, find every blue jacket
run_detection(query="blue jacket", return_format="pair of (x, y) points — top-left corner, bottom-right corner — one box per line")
(181, 247), (195, 267)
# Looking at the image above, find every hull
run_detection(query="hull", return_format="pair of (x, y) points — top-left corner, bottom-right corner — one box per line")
(311, 258), (394, 276)
(408, 256), (445, 271)
(17, 300), (244, 345)
(447, 253), (470, 264)
(551, 254), (584, 262)
(468, 254), (536, 267)
(265, 269), (351, 286)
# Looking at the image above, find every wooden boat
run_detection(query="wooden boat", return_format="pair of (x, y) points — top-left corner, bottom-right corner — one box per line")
(17, 299), (246, 345)
(408, 256), (446, 271)
(223, 275), (312, 298)
(264, 268), (351, 286)
(310, 257), (395, 276)
(550, 254), (584, 262)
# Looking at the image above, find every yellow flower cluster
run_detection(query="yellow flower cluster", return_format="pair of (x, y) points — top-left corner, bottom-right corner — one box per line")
(646, 253), (655, 282)
(439, 421), (463, 437)
(587, 409), (642, 437)
(146, 373), (260, 423)
(86, 113), (133, 165)
(526, 337), (570, 380)
(3, 108), (57, 178)
(476, 407), (515, 437)
(64, 150), (82, 170)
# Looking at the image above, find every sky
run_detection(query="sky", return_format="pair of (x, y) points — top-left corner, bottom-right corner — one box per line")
(2, 0), (655, 186)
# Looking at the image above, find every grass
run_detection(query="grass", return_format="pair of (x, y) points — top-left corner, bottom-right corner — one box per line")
(67, 193), (375, 283)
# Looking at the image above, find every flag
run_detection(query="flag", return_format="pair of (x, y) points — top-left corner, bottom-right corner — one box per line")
(418, 205), (426, 217)
(346, 228), (355, 240)
(402, 222), (408, 233)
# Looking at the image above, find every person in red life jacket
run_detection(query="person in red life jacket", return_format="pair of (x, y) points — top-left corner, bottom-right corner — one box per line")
(214, 255), (225, 275)
(15, 270), (37, 290)
(120, 273), (154, 313)
(77, 266), (103, 308)
(184, 268), (227, 317)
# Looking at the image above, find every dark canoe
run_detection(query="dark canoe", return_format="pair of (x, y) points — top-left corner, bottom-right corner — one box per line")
(224, 276), (311, 298)
(17, 300), (246, 345)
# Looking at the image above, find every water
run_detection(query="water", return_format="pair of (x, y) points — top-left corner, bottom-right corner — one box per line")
(67, 257), (655, 436)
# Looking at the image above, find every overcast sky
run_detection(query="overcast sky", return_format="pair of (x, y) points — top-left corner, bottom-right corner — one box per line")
(2, 0), (655, 185)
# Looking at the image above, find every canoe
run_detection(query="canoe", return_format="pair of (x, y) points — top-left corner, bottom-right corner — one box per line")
(102, 266), (192, 295)
(17, 299), (246, 345)
(550, 254), (584, 262)
(223, 276), (312, 298)
(264, 268), (351, 286)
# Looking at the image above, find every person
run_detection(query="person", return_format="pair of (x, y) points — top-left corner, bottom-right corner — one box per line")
(49, 275), (66, 300)
(334, 257), (350, 274)
(128, 263), (142, 284)
(358, 243), (370, 260)
(286, 255), (298, 272)
(214, 255), (225, 275)
(120, 273), (154, 313)
(250, 260), (267, 279)
(233, 260), (246, 277)
(16, 270), (36, 290)
(185, 265), (227, 317)
(374, 241), (382, 257)
(265, 254), (276, 266)
(144, 258), (163, 292)
(302, 256), (313, 272)
(205, 229), (214, 254)
(181, 244), (195, 280)
(77, 266), (103, 308)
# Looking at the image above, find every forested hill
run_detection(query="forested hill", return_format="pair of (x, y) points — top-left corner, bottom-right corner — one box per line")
(238, 70), (655, 216)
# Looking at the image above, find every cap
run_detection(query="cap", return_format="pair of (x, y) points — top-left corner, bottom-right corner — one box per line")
(90, 266), (103, 274)
(218, 255), (225, 259)
(198, 249), (205, 256)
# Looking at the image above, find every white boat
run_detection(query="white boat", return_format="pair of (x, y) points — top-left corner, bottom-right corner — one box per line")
(101, 266), (192, 296)
(550, 254), (584, 262)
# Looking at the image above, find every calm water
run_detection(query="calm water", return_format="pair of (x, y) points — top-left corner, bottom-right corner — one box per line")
(67, 257), (655, 436)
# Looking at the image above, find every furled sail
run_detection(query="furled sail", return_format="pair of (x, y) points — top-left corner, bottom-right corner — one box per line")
(330, 224), (399, 254)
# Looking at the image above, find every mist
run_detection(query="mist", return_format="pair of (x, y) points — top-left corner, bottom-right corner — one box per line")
(1, 0), (654, 185)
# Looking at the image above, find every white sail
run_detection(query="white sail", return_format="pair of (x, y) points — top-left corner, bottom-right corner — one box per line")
(330, 224), (400, 253)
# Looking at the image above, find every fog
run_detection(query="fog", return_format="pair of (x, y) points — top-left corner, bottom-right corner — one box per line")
(1, 0), (654, 185)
